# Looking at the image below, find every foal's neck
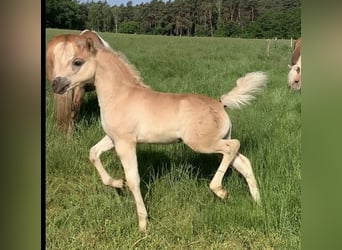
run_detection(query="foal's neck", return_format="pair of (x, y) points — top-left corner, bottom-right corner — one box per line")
(97, 49), (147, 89)
(94, 50), (147, 104)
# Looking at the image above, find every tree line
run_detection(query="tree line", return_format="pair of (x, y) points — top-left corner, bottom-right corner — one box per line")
(46, 0), (301, 39)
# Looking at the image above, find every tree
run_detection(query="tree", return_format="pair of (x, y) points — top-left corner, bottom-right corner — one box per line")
(45, 0), (301, 39)
(87, 2), (102, 31)
(101, 2), (113, 32)
(46, 0), (84, 29)
(119, 21), (139, 34)
(112, 6), (120, 33)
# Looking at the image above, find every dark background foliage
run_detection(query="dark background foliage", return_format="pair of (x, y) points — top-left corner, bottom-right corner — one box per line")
(46, 0), (301, 38)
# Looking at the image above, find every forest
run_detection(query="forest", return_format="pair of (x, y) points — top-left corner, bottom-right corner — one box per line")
(46, 0), (301, 39)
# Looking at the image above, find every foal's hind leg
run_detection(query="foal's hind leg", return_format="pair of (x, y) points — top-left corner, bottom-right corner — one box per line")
(231, 153), (261, 204)
(89, 135), (124, 188)
(209, 139), (240, 199)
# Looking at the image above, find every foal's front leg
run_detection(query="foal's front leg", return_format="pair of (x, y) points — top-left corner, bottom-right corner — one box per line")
(115, 140), (148, 231)
(89, 135), (124, 188)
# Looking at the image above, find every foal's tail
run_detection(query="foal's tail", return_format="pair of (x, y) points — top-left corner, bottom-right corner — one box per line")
(220, 71), (267, 109)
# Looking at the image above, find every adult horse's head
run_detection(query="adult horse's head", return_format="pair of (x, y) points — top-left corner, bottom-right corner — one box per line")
(47, 34), (97, 95)
(287, 55), (301, 91)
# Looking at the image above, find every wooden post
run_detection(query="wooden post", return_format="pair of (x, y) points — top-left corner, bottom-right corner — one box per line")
(266, 39), (270, 59)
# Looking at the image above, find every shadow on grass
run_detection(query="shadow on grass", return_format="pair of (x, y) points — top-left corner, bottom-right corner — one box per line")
(136, 148), (234, 194)
(75, 92), (100, 124)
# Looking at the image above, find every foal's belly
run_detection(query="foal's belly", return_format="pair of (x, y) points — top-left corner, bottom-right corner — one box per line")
(137, 127), (182, 144)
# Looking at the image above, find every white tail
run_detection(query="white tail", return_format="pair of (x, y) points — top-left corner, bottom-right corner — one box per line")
(220, 71), (267, 109)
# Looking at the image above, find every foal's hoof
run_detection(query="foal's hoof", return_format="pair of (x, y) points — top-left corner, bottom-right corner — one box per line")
(217, 189), (229, 199)
(212, 186), (229, 199)
(138, 217), (148, 232)
(253, 192), (261, 205)
(109, 178), (124, 188)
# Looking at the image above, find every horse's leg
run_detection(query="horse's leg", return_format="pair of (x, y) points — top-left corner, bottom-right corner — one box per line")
(89, 135), (124, 188)
(231, 153), (261, 204)
(209, 139), (240, 199)
(115, 140), (148, 231)
(69, 86), (86, 132)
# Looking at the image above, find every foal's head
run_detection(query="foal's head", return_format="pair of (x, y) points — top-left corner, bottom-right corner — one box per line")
(47, 35), (97, 94)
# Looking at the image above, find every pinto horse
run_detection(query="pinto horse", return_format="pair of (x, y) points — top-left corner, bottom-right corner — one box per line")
(46, 30), (112, 133)
(48, 34), (267, 231)
(288, 37), (301, 91)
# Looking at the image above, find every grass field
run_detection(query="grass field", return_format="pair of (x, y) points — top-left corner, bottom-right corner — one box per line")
(45, 29), (301, 249)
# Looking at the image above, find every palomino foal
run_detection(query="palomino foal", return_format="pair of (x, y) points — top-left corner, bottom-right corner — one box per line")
(49, 34), (267, 231)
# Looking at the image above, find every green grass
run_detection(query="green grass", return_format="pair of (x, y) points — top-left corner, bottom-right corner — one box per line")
(46, 29), (301, 249)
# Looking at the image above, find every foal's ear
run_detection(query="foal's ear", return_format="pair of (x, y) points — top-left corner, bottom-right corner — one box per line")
(85, 37), (97, 55)
(288, 64), (292, 69)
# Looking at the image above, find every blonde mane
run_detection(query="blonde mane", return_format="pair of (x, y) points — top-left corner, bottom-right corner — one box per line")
(104, 48), (150, 89)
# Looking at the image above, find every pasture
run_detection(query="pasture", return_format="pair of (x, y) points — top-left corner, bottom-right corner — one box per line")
(45, 29), (301, 249)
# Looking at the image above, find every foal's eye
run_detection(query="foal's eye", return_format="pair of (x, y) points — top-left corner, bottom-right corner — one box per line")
(73, 59), (84, 67)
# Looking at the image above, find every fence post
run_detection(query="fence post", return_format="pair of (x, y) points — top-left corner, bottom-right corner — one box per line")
(266, 39), (270, 59)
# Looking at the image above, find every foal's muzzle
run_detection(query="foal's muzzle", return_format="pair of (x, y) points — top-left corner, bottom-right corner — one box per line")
(52, 77), (70, 94)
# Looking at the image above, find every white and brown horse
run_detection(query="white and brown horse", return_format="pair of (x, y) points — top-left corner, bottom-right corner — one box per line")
(48, 34), (267, 231)
(288, 37), (301, 91)
(46, 30), (112, 133)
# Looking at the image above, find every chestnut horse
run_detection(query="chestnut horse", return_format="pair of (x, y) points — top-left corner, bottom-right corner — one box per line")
(46, 30), (112, 133)
(288, 37), (301, 91)
(48, 34), (267, 231)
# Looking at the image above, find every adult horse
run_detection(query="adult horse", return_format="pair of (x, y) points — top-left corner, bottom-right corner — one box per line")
(46, 30), (111, 133)
(288, 37), (301, 91)
(48, 34), (267, 231)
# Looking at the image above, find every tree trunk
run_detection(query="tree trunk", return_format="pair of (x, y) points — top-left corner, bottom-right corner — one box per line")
(251, 7), (254, 21)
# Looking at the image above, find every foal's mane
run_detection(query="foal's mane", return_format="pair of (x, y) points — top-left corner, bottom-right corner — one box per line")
(101, 46), (150, 89)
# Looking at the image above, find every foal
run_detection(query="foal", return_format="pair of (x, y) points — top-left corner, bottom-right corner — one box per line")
(49, 34), (267, 231)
